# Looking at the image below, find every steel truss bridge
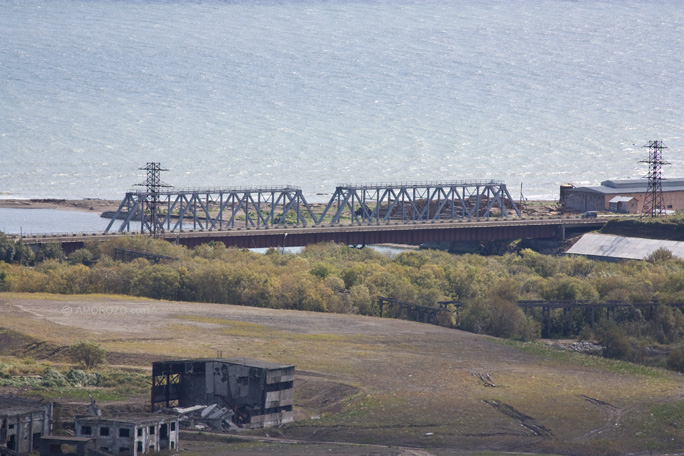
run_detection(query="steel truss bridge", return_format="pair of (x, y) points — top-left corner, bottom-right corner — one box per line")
(104, 180), (521, 234)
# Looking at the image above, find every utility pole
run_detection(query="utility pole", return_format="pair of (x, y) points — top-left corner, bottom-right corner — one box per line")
(640, 140), (669, 217)
(138, 163), (171, 237)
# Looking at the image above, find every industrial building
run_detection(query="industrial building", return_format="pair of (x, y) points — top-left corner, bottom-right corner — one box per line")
(151, 358), (295, 429)
(0, 396), (52, 455)
(74, 414), (179, 456)
(561, 179), (684, 214)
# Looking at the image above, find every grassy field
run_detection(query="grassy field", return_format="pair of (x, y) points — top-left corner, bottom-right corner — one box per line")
(1, 292), (684, 456)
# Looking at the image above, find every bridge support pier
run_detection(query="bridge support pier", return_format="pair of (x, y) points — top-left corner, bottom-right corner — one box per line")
(556, 225), (566, 241)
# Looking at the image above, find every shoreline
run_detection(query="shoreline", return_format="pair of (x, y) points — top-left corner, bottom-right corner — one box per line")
(0, 198), (121, 213)
(0, 198), (564, 218)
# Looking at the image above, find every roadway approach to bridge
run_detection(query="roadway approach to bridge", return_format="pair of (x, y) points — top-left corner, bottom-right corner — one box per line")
(16, 216), (606, 254)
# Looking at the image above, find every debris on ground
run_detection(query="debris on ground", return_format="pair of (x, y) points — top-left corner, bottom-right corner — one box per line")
(172, 404), (241, 432)
(471, 371), (496, 387)
(553, 341), (603, 355)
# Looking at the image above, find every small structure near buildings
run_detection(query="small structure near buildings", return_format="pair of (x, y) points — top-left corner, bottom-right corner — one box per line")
(0, 396), (52, 455)
(151, 358), (295, 429)
(73, 414), (179, 456)
(561, 179), (684, 214)
(39, 436), (96, 456)
(608, 196), (637, 213)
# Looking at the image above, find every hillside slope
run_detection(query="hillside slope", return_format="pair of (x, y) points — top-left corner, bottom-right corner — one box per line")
(1, 293), (683, 456)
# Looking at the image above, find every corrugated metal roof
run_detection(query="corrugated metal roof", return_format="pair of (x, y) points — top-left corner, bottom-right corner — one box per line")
(604, 178), (684, 188)
(570, 178), (684, 195)
(566, 233), (684, 261)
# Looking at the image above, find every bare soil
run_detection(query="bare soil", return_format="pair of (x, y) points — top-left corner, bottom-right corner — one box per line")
(2, 294), (684, 456)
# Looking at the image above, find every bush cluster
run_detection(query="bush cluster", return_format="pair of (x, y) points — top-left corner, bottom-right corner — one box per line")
(0, 366), (99, 389)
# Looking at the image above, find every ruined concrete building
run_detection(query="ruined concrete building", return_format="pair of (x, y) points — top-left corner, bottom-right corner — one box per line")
(74, 414), (179, 456)
(0, 396), (52, 455)
(39, 435), (97, 456)
(151, 358), (295, 429)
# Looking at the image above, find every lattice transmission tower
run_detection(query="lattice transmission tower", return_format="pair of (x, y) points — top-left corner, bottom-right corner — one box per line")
(137, 162), (171, 237)
(640, 140), (669, 217)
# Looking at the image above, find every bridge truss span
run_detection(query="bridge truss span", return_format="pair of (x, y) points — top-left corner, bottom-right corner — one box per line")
(104, 180), (522, 234)
(105, 186), (318, 233)
(322, 180), (521, 225)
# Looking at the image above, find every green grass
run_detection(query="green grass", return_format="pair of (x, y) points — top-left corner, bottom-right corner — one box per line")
(0, 356), (148, 401)
(649, 402), (684, 428)
(494, 338), (673, 379)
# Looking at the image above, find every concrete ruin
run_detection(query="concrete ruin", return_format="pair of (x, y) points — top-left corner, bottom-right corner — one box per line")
(74, 414), (179, 456)
(151, 358), (294, 429)
(0, 396), (52, 455)
(39, 436), (96, 456)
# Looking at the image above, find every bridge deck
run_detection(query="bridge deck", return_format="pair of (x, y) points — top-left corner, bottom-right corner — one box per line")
(14, 217), (605, 252)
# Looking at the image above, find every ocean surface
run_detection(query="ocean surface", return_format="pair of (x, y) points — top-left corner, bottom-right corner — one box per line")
(1, 0), (684, 209)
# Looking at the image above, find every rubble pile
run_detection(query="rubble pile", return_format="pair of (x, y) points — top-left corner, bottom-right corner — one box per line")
(554, 341), (603, 355)
(172, 404), (240, 432)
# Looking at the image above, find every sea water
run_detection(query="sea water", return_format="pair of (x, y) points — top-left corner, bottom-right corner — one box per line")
(0, 208), (109, 235)
(1, 0), (683, 209)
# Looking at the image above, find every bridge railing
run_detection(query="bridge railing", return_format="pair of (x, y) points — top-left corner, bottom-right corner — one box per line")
(125, 185), (303, 195)
(335, 179), (504, 189)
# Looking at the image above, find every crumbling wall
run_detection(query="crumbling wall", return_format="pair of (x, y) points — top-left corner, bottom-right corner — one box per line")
(74, 416), (178, 456)
(1, 401), (52, 454)
(152, 359), (295, 429)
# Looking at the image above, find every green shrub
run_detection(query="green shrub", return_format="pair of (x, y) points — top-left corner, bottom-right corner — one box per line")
(666, 348), (684, 372)
(41, 367), (68, 387)
(599, 326), (633, 361)
(65, 369), (100, 387)
(68, 248), (95, 266)
(69, 342), (106, 369)
(646, 247), (675, 263)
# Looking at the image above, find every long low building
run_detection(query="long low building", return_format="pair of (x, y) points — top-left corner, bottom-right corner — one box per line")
(561, 179), (684, 214)
(566, 233), (684, 261)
